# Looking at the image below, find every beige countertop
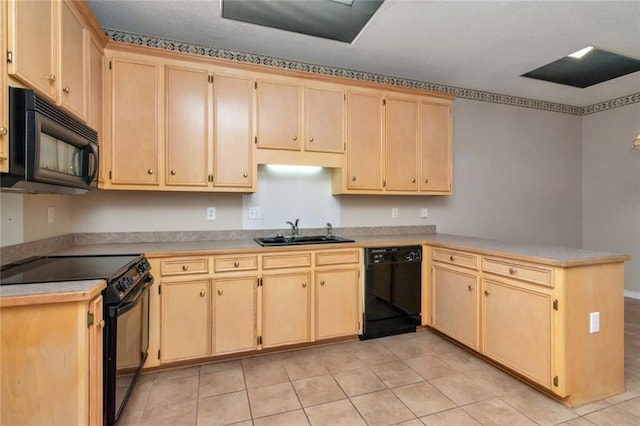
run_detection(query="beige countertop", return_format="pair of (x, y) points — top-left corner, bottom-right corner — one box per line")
(0, 279), (106, 306)
(51, 233), (630, 267)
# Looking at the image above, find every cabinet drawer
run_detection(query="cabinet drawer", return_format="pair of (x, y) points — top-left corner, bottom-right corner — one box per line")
(160, 257), (210, 276)
(432, 248), (479, 270)
(262, 252), (312, 270)
(482, 257), (553, 287)
(214, 255), (258, 273)
(316, 249), (360, 266)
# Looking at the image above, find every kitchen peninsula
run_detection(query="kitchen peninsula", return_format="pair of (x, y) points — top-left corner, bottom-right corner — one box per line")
(3, 229), (629, 410)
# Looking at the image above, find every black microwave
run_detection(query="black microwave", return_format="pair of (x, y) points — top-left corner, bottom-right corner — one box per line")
(1, 87), (99, 194)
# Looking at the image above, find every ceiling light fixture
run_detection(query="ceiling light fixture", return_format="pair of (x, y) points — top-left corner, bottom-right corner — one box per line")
(632, 134), (640, 150)
(568, 46), (594, 59)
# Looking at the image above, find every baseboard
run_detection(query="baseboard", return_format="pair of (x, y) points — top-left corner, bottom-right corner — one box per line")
(624, 290), (640, 300)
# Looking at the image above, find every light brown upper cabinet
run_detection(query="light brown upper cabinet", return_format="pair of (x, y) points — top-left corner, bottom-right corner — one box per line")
(165, 65), (209, 187)
(256, 78), (301, 150)
(108, 56), (161, 186)
(212, 73), (254, 188)
(1, 2), (8, 171)
(59, 0), (86, 119)
(304, 85), (345, 153)
(8, 0), (95, 122)
(420, 98), (452, 192)
(385, 95), (419, 191)
(342, 90), (384, 191)
(8, 0), (57, 100)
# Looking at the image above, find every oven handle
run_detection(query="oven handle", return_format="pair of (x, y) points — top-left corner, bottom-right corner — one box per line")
(114, 275), (154, 316)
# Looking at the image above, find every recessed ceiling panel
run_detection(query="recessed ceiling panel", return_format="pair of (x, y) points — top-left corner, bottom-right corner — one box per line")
(521, 48), (640, 88)
(221, 0), (384, 43)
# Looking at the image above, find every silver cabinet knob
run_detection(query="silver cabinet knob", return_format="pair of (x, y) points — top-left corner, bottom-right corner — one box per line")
(217, 289), (223, 296)
(351, 176), (356, 181)
(170, 170), (176, 175)
(243, 172), (248, 178)
(484, 290), (490, 296)
(199, 290), (206, 297)
(62, 87), (70, 94)
(0, 126), (7, 136)
(309, 137), (314, 142)
(46, 74), (56, 82)
(292, 136), (298, 141)
(234, 261), (240, 268)
(148, 169), (154, 175)
(320, 280), (325, 286)
(182, 265), (188, 271)
(509, 267), (517, 275)
(302, 282), (307, 288)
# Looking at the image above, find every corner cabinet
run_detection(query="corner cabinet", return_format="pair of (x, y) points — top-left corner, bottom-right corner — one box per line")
(0, 287), (104, 425)
(425, 245), (625, 407)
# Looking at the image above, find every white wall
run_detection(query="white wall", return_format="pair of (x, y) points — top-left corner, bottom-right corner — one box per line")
(1, 192), (72, 246)
(582, 103), (640, 293)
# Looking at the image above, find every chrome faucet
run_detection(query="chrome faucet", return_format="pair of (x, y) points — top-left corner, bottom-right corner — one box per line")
(286, 219), (300, 237)
(326, 222), (333, 237)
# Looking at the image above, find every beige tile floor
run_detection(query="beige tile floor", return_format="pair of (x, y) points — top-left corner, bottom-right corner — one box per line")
(120, 298), (640, 425)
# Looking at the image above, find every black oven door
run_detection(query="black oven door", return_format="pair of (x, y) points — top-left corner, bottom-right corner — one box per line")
(104, 275), (152, 426)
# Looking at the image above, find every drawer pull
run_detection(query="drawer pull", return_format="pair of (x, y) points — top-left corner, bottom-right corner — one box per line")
(509, 267), (517, 275)
(217, 289), (223, 296)
(292, 136), (298, 141)
(302, 282), (307, 288)
(234, 261), (240, 268)
(170, 169), (176, 175)
(351, 176), (356, 181)
(46, 74), (56, 82)
(450, 256), (455, 261)
(0, 126), (7, 136)
(243, 172), (248, 178)
(147, 169), (154, 175)
(199, 290), (206, 297)
(62, 87), (70, 94)
(182, 265), (188, 271)
(484, 290), (490, 296)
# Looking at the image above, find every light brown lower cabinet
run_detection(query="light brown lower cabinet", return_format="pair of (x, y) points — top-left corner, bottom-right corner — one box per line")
(213, 275), (258, 354)
(315, 268), (360, 339)
(0, 292), (104, 425)
(160, 279), (211, 362)
(261, 271), (312, 348)
(427, 245), (625, 407)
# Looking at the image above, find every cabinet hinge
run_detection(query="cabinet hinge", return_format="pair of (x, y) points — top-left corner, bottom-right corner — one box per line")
(553, 299), (558, 311)
(382, 99), (386, 106)
(109, 170), (112, 180)
(553, 376), (559, 387)
(6, 51), (13, 64)
(357, 270), (360, 278)
(343, 93), (346, 101)
(254, 81), (257, 90)
(257, 336), (262, 345)
(254, 136), (258, 145)
(109, 60), (112, 70)
(87, 311), (94, 327)
(158, 284), (161, 295)
(382, 180), (386, 187)
(208, 75), (213, 84)
(257, 277), (263, 287)
(158, 349), (161, 359)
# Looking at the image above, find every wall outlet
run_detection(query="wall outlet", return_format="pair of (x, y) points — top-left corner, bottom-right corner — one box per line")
(590, 312), (600, 333)
(421, 207), (429, 218)
(248, 207), (261, 219)
(391, 208), (399, 219)
(47, 206), (55, 224)
(206, 207), (216, 221)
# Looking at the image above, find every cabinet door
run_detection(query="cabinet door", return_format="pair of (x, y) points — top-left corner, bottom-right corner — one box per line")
(213, 74), (253, 187)
(304, 86), (344, 153)
(346, 92), (383, 190)
(110, 58), (160, 185)
(432, 265), (479, 349)
(59, 0), (86, 119)
(482, 279), (552, 388)
(256, 79), (300, 150)
(316, 268), (360, 339)
(420, 99), (452, 192)
(1, 2), (8, 169)
(160, 279), (211, 362)
(165, 65), (209, 186)
(88, 295), (104, 426)
(8, 0), (56, 100)
(87, 37), (103, 139)
(213, 276), (257, 354)
(385, 96), (418, 191)
(261, 272), (311, 348)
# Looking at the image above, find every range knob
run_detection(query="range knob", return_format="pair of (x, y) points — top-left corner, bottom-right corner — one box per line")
(115, 278), (127, 292)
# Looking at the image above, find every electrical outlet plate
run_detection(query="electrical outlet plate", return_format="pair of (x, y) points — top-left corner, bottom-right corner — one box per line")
(206, 207), (216, 220)
(47, 206), (55, 224)
(391, 208), (399, 218)
(590, 312), (600, 333)
(248, 207), (261, 219)
(421, 207), (429, 218)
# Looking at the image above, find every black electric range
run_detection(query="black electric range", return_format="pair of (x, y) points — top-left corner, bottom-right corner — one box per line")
(0, 254), (151, 304)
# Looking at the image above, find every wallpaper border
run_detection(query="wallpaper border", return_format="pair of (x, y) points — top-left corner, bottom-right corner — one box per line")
(105, 30), (638, 116)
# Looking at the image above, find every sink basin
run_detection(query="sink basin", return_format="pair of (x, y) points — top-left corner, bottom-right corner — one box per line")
(254, 235), (355, 247)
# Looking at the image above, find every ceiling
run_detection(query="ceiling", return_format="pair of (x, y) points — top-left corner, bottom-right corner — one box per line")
(86, 0), (640, 108)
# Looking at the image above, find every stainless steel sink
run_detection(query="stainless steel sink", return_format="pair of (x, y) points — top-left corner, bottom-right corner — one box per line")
(254, 235), (355, 246)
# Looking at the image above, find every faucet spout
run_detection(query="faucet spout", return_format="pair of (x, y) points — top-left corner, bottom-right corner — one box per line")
(326, 222), (333, 237)
(286, 219), (300, 237)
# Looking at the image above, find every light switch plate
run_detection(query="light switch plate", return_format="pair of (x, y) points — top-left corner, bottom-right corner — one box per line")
(206, 207), (216, 220)
(590, 312), (600, 333)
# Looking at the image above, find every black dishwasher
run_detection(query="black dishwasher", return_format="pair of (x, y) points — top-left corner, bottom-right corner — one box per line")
(361, 246), (422, 340)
